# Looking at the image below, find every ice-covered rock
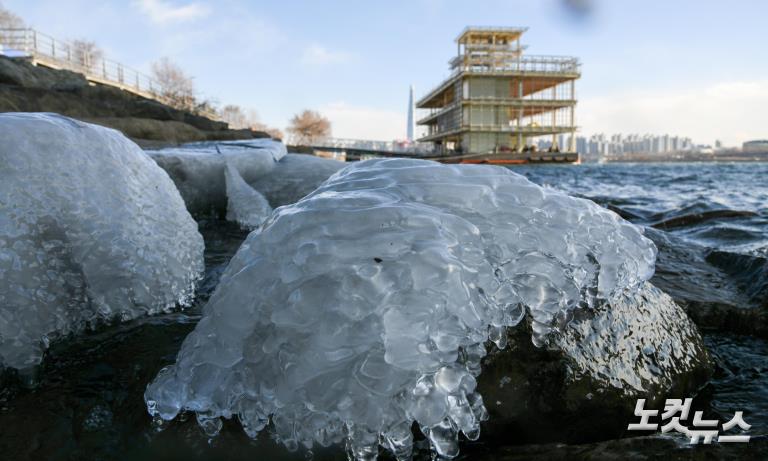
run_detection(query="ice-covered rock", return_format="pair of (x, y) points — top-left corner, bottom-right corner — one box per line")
(224, 162), (272, 230)
(246, 153), (345, 207)
(478, 281), (711, 444)
(0, 113), (204, 370)
(148, 140), (288, 216)
(145, 158), (662, 459)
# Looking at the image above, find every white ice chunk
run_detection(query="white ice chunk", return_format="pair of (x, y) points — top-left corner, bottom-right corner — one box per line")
(224, 162), (272, 230)
(148, 139), (288, 216)
(145, 159), (657, 459)
(0, 113), (204, 370)
(248, 153), (344, 207)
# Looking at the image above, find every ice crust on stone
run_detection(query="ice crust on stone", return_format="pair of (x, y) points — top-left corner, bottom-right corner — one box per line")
(224, 162), (272, 229)
(553, 281), (707, 392)
(0, 113), (204, 370)
(150, 147), (342, 215)
(147, 140), (289, 216)
(246, 153), (345, 207)
(145, 159), (657, 459)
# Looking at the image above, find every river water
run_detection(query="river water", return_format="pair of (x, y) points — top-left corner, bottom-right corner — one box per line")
(0, 162), (766, 460)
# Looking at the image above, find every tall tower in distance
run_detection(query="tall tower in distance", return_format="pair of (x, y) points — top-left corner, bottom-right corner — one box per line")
(407, 85), (415, 142)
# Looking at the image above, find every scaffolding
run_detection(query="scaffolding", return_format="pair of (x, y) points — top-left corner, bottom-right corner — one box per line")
(416, 27), (580, 157)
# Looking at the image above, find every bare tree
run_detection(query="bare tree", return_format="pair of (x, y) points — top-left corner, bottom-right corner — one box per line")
(194, 98), (219, 118)
(70, 39), (103, 72)
(250, 120), (284, 140)
(219, 104), (248, 129)
(260, 126), (284, 141)
(0, 2), (25, 45)
(219, 105), (282, 139)
(287, 110), (331, 145)
(151, 57), (196, 111)
(0, 2), (23, 28)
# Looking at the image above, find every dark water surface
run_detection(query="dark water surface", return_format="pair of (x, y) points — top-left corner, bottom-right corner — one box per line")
(1, 162), (766, 460)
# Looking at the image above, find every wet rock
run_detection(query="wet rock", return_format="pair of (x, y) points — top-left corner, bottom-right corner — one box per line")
(82, 405), (113, 432)
(647, 228), (768, 337)
(478, 283), (713, 444)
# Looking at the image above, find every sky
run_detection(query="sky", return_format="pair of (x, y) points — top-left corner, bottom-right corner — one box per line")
(4, 0), (768, 146)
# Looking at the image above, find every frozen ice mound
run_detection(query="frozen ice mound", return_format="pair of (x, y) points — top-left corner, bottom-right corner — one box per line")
(247, 153), (345, 207)
(0, 113), (204, 370)
(148, 140), (288, 216)
(224, 162), (272, 230)
(145, 158), (657, 459)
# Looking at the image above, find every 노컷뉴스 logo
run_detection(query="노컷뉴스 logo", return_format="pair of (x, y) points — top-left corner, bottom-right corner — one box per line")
(627, 398), (751, 444)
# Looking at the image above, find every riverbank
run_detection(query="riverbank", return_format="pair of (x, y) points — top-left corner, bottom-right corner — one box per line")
(0, 56), (266, 146)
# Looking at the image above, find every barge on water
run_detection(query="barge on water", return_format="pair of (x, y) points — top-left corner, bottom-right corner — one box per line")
(415, 26), (581, 163)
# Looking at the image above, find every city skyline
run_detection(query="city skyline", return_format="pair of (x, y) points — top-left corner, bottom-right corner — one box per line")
(4, 0), (767, 146)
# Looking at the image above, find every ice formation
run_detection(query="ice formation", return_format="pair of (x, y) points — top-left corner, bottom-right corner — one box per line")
(553, 281), (707, 392)
(0, 113), (204, 370)
(224, 162), (273, 229)
(145, 159), (657, 459)
(246, 153), (345, 207)
(148, 140), (288, 216)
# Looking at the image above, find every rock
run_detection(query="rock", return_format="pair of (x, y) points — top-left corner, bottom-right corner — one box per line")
(647, 228), (768, 337)
(148, 139), (286, 217)
(149, 147), (340, 217)
(246, 153), (345, 207)
(84, 117), (207, 143)
(0, 56), (87, 90)
(0, 56), (259, 144)
(145, 159), (680, 460)
(224, 162), (272, 229)
(0, 113), (204, 370)
(478, 282), (712, 444)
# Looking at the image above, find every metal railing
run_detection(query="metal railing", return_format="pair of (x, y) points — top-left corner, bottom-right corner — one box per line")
(418, 55), (580, 107)
(0, 28), (219, 120)
(455, 26), (528, 41)
(456, 54), (580, 74)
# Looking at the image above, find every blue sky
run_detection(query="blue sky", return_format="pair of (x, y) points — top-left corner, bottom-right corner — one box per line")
(5, 0), (768, 145)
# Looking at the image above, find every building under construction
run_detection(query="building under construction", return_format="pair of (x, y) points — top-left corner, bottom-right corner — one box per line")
(416, 27), (581, 163)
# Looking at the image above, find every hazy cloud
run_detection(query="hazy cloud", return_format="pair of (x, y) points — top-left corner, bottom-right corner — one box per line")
(320, 102), (408, 141)
(580, 80), (768, 147)
(300, 44), (352, 66)
(133, 0), (210, 24)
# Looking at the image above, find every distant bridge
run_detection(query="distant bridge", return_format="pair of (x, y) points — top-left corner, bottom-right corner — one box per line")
(0, 28), (218, 120)
(295, 137), (578, 164)
(299, 138), (437, 161)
